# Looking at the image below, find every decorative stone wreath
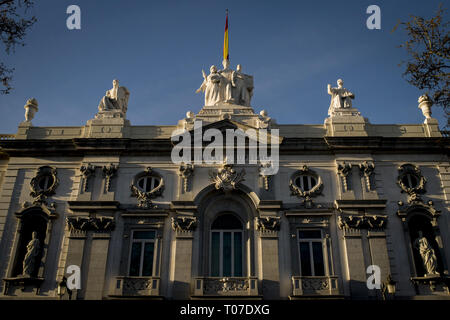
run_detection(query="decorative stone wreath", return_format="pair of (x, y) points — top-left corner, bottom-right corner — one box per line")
(289, 165), (323, 203)
(397, 164), (426, 201)
(29, 166), (59, 204)
(130, 167), (164, 209)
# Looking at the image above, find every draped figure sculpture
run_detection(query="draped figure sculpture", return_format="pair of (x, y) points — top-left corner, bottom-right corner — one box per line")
(196, 65), (223, 106)
(327, 79), (355, 116)
(196, 61), (254, 107)
(22, 231), (40, 277)
(414, 231), (439, 276)
(98, 79), (130, 114)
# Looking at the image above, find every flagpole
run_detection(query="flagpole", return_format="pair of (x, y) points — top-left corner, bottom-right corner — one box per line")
(223, 9), (229, 64)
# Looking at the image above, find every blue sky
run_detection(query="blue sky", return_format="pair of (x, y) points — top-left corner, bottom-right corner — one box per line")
(0, 0), (447, 133)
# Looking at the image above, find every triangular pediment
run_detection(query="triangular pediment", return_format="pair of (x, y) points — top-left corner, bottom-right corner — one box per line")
(174, 118), (283, 145)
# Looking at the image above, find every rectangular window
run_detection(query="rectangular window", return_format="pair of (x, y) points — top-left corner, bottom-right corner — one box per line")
(210, 230), (243, 277)
(128, 230), (156, 277)
(298, 229), (326, 276)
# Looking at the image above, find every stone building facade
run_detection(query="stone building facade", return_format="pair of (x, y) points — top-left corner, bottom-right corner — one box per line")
(0, 66), (449, 300)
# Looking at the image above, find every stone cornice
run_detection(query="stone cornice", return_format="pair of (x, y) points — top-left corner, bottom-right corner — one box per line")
(0, 136), (448, 158)
(68, 200), (120, 211)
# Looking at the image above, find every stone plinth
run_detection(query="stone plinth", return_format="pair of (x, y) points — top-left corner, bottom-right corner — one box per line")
(84, 117), (130, 138)
(324, 108), (369, 137)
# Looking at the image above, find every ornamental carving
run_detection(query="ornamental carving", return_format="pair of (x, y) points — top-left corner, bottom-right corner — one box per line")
(259, 161), (272, 191)
(29, 166), (59, 205)
(289, 165), (323, 208)
(179, 163), (194, 193)
(102, 163), (118, 192)
(359, 161), (375, 191)
(130, 167), (164, 209)
(302, 278), (329, 291)
(210, 164), (245, 192)
(171, 216), (197, 232)
(203, 277), (250, 294)
(338, 215), (387, 230)
(397, 164), (426, 203)
(256, 216), (280, 232)
(80, 163), (96, 192)
(337, 162), (352, 192)
(67, 216), (115, 232)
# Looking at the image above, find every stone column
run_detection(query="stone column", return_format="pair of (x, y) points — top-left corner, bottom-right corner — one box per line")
(65, 216), (115, 299)
(63, 228), (87, 299)
(84, 232), (111, 299)
(367, 230), (391, 283)
(342, 227), (368, 297)
(170, 215), (197, 299)
(256, 216), (281, 299)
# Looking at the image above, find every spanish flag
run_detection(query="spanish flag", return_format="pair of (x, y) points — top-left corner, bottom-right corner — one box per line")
(223, 10), (229, 61)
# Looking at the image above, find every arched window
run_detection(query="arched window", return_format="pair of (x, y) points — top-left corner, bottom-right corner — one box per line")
(210, 213), (243, 277)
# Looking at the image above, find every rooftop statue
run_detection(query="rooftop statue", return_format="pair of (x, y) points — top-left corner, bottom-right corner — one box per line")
(196, 65), (223, 106)
(97, 79), (130, 116)
(196, 60), (254, 107)
(327, 79), (355, 116)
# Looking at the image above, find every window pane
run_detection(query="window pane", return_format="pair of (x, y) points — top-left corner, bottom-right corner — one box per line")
(211, 232), (220, 276)
(300, 242), (312, 276)
(211, 214), (242, 229)
(298, 230), (322, 239)
(234, 232), (242, 277)
(145, 177), (152, 192)
(295, 177), (301, 189)
(223, 232), (232, 277)
(129, 242), (142, 276)
(138, 178), (145, 190)
(133, 231), (155, 240)
(302, 176), (309, 191)
(142, 243), (155, 276)
(312, 242), (325, 276)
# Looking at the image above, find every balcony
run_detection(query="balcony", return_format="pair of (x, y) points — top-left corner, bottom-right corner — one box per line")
(291, 276), (341, 298)
(192, 277), (259, 298)
(109, 276), (161, 298)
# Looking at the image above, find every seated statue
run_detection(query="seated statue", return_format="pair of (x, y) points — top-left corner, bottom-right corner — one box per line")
(98, 79), (130, 115)
(327, 79), (355, 116)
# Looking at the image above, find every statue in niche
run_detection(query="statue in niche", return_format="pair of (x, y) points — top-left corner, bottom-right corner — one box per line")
(98, 79), (130, 114)
(196, 65), (223, 106)
(414, 230), (439, 276)
(327, 79), (355, 115)
(22, 231), (41, 277)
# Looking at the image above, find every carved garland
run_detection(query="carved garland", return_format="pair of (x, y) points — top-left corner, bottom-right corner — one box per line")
(130, 167), (165, 209)
(179, 163), (194, 193)
(29, 166), (59, 205)
(103, 163), (118, 192)
(80, 163), (96, 192)
(289, 165), (323, 208)
(337, 162), (352, 192)
(359, 161), (375, 191)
